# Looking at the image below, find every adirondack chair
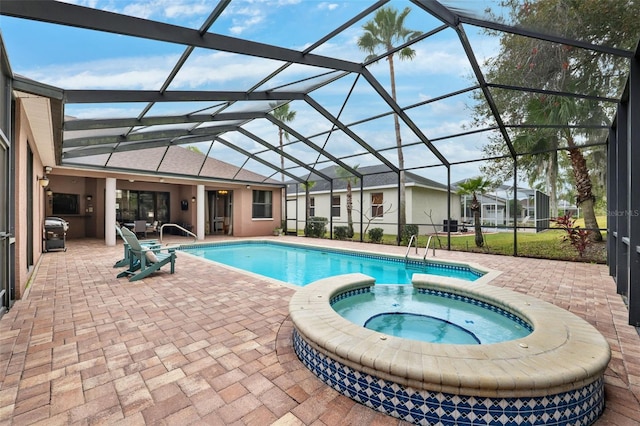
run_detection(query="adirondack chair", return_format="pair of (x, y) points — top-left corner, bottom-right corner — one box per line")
(113, 224), (159, 268)
(117, 226), (176, 281)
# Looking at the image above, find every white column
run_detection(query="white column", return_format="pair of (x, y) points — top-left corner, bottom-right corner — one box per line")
(105, 177), (116, 246)
(197, 184), (205, 240)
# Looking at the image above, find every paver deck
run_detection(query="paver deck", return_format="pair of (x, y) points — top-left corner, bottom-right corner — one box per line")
(1, 236), (638, 425)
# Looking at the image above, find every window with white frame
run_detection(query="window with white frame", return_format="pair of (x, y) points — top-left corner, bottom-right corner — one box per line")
(371, 192), (384, 218)
(309, 197), (315, 216)
(331, 195), (340, 217)
(252, 190), (272, 218)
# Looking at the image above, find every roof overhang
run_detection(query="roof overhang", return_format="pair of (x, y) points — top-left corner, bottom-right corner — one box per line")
(14, 90), (57, 167)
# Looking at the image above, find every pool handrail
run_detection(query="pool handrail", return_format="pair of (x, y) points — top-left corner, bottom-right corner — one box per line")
(159, 223), (197, 243)
(404, 234), (418, 262)
(424, 235), (436, 259)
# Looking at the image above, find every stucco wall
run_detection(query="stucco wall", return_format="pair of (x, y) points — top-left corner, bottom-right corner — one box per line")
(232, 187), (282, 237)
(408, 186), (461, 234)
(14, 99), (47, 300)
(287, 185), (460, 237)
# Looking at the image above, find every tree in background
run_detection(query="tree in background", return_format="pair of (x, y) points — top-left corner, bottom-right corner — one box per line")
(357, 6), (421, 236)
(186, 145), (203, 154)
(474, 0), (640, 241)
(335, 165), (359, 238)
(457, 177), (494, 248)
(269, 103), (296, 182)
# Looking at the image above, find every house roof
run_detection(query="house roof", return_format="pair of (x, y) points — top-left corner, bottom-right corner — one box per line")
(106, 145), (280, 185)
(286, 164), (447, 194)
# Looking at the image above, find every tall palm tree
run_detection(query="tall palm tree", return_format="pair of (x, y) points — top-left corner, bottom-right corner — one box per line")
(524, 95), (602, 241)
(335, 165), (359, 238)
(270, 103), (297, 182)
(457, 177), (494, 248)
(357, 6), (421, 238)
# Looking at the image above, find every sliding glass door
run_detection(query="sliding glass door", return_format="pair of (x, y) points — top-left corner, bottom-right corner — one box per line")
(116, 190), (170, 223)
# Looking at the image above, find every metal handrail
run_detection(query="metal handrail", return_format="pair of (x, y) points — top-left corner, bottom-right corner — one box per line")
(404, 234), (418, 262)
(159, 223), (197, 243)
(424, 235), (436, 259)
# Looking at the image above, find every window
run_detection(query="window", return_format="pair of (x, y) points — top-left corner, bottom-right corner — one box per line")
(52, 193), (79, 215)
(371, 192), (384, 218)
(331, 196), (340, 217)
(309, 197), (315, 217)
(252, 190), (272, 218)
(116, 190), (170, 223)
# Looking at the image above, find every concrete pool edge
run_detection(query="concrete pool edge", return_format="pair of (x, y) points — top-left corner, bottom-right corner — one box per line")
(289, 273), (610, 424)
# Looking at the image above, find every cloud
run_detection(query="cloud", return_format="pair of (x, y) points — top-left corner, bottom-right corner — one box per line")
(318, 2), (339, 11)
(21, 54), (180, 90)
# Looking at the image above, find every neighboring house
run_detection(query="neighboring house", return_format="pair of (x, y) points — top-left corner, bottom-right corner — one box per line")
(557, 200), (580, 218)
(286, 165), (461, 236)
(456, 181), (548, 230)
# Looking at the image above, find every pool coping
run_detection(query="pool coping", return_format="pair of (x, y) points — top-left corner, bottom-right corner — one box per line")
(289, 272), (611, 398)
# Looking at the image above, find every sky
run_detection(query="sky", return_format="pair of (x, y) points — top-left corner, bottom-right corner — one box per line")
(0, 0), (527, 186)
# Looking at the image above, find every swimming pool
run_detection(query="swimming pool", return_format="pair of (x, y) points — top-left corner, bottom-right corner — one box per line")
(331, 285), (532, 344)
(180, 240), (484, 286)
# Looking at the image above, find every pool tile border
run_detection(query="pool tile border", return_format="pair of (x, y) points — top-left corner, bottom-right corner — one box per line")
(293, 329), (604, 426)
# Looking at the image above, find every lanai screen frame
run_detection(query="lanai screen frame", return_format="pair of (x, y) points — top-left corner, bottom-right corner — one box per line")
(0, 0), (634, 248)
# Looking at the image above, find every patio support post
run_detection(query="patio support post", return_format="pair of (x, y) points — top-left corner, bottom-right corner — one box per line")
(614, 101), (628, 295)
(359, 179), (364, 242)
(397, 171), (401, 245)
(627, 48), (640, 326)
(447, 167), (451, 250)
(196, 184), (205, 240)
(607, 125), (617, 278)
(105, 177), (116, 246)
(513, 159), (518, 256)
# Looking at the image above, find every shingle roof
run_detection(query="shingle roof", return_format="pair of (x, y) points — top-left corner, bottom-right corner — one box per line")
(105, 145), (279, 184)
(286, 165), (447, 194)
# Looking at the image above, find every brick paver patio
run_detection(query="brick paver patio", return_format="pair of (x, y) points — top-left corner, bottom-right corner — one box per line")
(1, 236), (638, 425)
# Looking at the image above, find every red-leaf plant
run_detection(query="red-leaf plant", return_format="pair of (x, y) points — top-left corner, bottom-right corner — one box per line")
(551, 212), (592, 257)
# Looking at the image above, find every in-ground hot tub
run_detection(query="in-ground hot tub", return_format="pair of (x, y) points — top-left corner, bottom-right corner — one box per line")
(289, 273), (610, 425)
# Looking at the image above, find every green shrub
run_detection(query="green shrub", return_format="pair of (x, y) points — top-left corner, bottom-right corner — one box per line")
(305, 217), (327, 238)
(333, 226), (349, 240)
(368, 227), (384, 243)
(401, 224), (419, 245)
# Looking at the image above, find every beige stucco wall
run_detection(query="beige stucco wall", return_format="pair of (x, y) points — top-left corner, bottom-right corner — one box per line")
(232, 187), (283, 237)
(287, 185), (460, 237)
(408, 186), (461, 234)
(13, 98), (47, 300)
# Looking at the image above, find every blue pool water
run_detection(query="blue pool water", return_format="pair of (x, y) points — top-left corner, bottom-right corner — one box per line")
(332, 285), (531, 344)
(181, 241), (483, 286)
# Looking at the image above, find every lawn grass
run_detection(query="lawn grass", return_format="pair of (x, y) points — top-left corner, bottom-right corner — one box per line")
(350, 226), (607, 263)
(293, 215), (609, 264)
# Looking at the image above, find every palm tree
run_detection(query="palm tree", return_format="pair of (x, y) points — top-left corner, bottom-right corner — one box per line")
(524, 95), (602, 241)
(335, 165), (359, 238)
(357, 6), (421, 237)
(457, 177), (494, 248)
(269, 103), (296, 182)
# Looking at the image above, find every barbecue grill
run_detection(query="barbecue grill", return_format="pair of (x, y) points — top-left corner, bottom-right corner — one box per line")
(43, 216), (68, 252)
